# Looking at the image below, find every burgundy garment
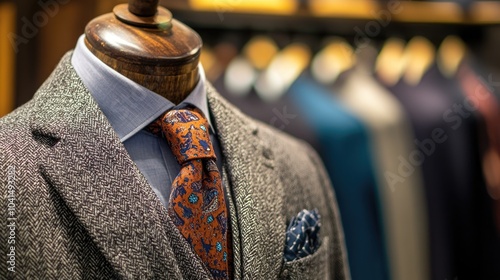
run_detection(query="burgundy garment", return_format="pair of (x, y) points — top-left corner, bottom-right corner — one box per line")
(458, 63), (500, 279)
(459, 64), (500, 215)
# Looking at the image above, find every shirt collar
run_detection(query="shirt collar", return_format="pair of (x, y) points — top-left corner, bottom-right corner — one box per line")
(71, 35), (211, 142)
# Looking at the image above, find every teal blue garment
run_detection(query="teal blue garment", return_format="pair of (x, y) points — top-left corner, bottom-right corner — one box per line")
(289, 76), (390, 280)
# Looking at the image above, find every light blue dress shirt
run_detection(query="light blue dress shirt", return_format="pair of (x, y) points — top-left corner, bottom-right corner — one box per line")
(71, 35), (224, 208)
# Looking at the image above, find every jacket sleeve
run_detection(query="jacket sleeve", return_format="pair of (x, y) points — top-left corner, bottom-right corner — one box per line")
(1, 136), (12, 275)
(306, 144), (351, 280)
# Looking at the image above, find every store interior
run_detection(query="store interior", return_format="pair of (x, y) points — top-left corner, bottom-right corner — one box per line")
(2, 0), (500, 279)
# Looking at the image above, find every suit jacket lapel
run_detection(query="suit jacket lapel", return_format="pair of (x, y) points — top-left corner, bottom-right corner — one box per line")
(207, 85), (287, 279)
(30, 53), (211, 279)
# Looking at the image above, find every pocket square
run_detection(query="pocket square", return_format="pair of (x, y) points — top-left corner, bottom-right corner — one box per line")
(284, 209), (321, 262)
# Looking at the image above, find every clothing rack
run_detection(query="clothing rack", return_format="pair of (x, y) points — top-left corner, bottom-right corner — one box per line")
(161, 4), (500, 279)
(161, 1), (491, 56)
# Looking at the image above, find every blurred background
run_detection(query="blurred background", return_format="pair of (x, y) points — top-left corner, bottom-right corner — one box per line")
(2, 0), (500, 279)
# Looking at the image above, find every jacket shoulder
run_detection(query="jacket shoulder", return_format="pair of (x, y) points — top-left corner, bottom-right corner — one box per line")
(1, 99), (32, 122)
(251, 115), (319, 167)
(0, 101), (35, 144)
(227, 96), (351, 280)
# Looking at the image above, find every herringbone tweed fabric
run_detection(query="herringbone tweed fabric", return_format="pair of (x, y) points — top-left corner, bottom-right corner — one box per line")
(0, 52), (350, 280)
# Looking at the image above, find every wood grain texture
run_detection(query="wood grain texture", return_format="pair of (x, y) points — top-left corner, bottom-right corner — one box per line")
(85, 7), (202, 104)
(129, 0), (159, 17)
(114, 4), (172, 28)
(0, 2), (15, 117)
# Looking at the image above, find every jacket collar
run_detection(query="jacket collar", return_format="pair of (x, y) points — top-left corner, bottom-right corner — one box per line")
(207, 84), (286, 279)
(30, 52), (211, 279)
(30, 52), (286, 279)
(71, 35), (214, 142)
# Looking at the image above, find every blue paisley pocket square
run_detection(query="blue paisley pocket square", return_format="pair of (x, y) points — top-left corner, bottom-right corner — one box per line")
(284, 209), (321, 262)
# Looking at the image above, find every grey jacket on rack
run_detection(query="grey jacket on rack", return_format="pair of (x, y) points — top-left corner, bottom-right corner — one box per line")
(0, 52), (350, 280)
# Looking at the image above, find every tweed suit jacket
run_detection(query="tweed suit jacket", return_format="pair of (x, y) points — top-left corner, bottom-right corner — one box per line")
(0, 52), (350, 280)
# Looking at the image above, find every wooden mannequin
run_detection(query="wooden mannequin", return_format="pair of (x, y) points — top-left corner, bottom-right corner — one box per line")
(84, 0), (202, 104)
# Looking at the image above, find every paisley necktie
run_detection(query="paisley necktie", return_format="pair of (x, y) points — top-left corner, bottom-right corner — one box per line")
(149, 107), (232, 279)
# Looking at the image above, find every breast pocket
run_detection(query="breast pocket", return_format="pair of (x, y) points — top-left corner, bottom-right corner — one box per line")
(280, 237), (330, 280)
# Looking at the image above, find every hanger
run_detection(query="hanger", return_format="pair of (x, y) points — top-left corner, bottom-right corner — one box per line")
(221, 37), (273, 97)
(255, 42), (311, 102)
(199, 45), (218, 81)
(84, 0), (202, 104)
(311, 37), (356, 85)
(354, 42), (380, 74)
(243, 36), (279, 71)
(401, 36), (436, 86)
(211, 40), (240, 79)
(437, 35), (467, 78)
(223, 56), (257, 97)
(375, 38), (407, 86)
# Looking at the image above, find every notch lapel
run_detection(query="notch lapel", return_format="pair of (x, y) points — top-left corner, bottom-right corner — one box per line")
(30, 53), (211, 279)
(207, 85), (287, 279)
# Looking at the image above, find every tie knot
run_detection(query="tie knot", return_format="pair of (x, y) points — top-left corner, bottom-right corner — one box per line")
(152, 108), (216, 164)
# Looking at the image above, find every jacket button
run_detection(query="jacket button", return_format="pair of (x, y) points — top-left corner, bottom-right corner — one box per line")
(263, 148), (274, 160)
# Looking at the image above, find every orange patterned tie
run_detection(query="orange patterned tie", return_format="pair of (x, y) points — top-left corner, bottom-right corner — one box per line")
(149, 107), (232, 279)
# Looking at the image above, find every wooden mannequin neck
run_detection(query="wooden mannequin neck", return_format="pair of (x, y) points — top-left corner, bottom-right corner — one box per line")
(84, 38), (199, 104)
(83, 4), (203, 105)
